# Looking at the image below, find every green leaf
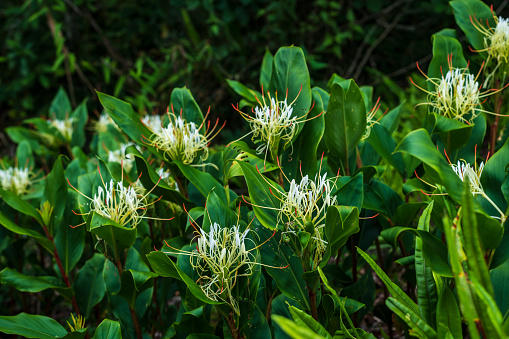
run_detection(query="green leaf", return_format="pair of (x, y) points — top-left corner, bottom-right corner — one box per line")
(226, 79), (261, 106)
(0, 268), (72, 300)
(288, 305), (332, 339)
(92, 319), (122, 339)
(272, 315), (323, 339)
(428, 33), (467, 82)
(450, 0), (494, 57)
(260, 48), (274, 89)
(386, 297), (437, 339)
(147, 251), (223, 306)
(170, 87), (204, 126)
(74, 253), (106, 318)
(70, 99), (88, 148)
(324, 206), (359, 262)
(16, 140), (34, 170)
(324, 81), (366, 175)
(86, 212), (137, 257)
(257, 226), (311, 310)
(237, 161), (283, 230)
(269, 46), (312, 144)
(334, 173), (364, 211)
(415, 202), (438, 329)
(490, 260), (509, 317)
(480, 136), (509, 218)
(0, 313), (68, 339)
(50, 87), (72, 120)
(202, 190), (238, 232)
(366, 123), (405, 176)
(114, 269), (158, 308)
(43, 156), (67, 236)
(433, 114), (474, 153)
(0, 210), (53, 254)
(395, 129), (463, 203)
(357, 248), (420, 314)
(436, 285), (462, 339)
(224, 141), (278, 179)
(0, 188), (43, 225)
(381, 226), (452, 277)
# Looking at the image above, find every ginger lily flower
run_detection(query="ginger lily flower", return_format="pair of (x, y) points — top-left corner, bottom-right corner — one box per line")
(49, 118), (74, 142)
(143, 106), (223, 165)
(451, 159), (506, 223)
(279, 171), (338, 269)
(94, 113), (119, 133)
(107, 142), (138, 172)
(164, 221), (274, 316)
(0, 167), (32, 196)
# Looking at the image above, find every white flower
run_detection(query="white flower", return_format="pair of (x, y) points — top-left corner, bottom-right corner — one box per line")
(94, 114), (119, 133)
(50, 118), (74, 142)
(234, 93), (299, 157)
(488, 17), (509, 63)
(451, 160), (484, 196)
(142, 115), (163, 134)
(0, 167), (31, 196)
(280, 173), (337, 268)
(90, 179), (147, 228)
(107, 142), (138, 172)
(147, 113), (214, 165)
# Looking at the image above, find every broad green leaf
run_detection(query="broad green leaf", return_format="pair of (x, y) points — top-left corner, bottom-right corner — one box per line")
(173, 307), (214, 337)
(395, 129), (463, 203)
(451, 0), (494, 57)
(272, 315), (323, 339)
(114, 269), (158, 308)
(74, 253), (106, 318)
(334, 173), (363, 211)
(362, 179), (403, 217)
(92, 319), (122, 339)
(16, 140), (34, 170)
(366, 123), (405, 176)
(86, 212), (137, 257)
(226, 79), (261, 106)
(224, 141), (278, 179)
(257, 226), (311, 310)
(202, 190), (238, 232)
(43, 156), (67, 236)
(0, 268), (72, 300)
(288, 305), (332, 339)
(237, 161), (283, 230)
(170, 87), (204, 127)
(0, 210), (53, 254)
(480, 136), (509, 218)
(70, 99), (88, 148)
(433, 114), (473, 153)
(0, 313), (68, 339)
(461, 179), (494, 295)
(0, 188), (43, 225)
(490, 260), (509, 317)
(357, 248), (420, 314)
(271, 294), (300, 339)
(324, 206), (359, 262)
(415, 202), (438, 329)
(50, 87), (72, 120)
(381, 226), (452, 277)
(5, 126), (42, 153)
(324, 81), (366, 175)
(260, 48), (273, 89)
(386, 297), (437, 339)
(269, 46), (312, 145)
(147, 251), (223, 306)
(428, 32), (467, 82)
(437, 285), (462, 339)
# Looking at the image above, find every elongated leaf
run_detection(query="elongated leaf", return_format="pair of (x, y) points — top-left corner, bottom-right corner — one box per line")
(269, 46), (312, 144)
(288, 305), (332, 339)
(427, 32), (467, 82)
(237, 161), (283, 230)
(451, 0), (494, 57)
(260, 49), (273, 89)
(381, 226), (452, 277)
(324, 206), (359, 262)
(272, 315), (323, 339)
(86, 212), (137, 257)
(114, 269), (158, 308)
(170, 87), (204, 126)
(0, 189), (43, 225)
(74, 253), (106, 318)
(50, 88), (72, 120)
(324, 81), (366, 174)
(226, 79), (261, 106)
(147, 251), (223, 306)
(395, 129), (463, 203)
(480, 136), (509, 218)
(202, 190), (238, 232)
(334, 173), (364, 211)
(433, 114), (473, 153)
(0, 313), (68, 339)
(386, 297), (437, 339)
(43, 156), (67, 236)
(367, 123), (406, 176)
(437, 285), (462, 339)
(357, 248), (419, 314)
(415, 202), (438, 329)
(0, 268), (72, 299)
(0, 210), (53, 254)
(92, 319), (121, 339)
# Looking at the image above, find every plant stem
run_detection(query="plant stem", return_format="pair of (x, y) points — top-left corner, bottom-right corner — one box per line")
(308, 287), (319, 321)
(350, 237), (357, 282)
(41, 224), (80, 315)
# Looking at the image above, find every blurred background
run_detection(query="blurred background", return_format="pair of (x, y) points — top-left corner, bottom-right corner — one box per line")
(1, 0), (507, 148)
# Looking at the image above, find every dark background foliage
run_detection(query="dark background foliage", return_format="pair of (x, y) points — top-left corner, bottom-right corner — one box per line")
(0, 0), (506, 149)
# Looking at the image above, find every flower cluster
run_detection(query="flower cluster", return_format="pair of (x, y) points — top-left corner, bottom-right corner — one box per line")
(50, 118), (74, 142)
(107, 142), (138, 172)
(473, 14), (509, 66)
(280, 173), (337, 268)
(90, 179), (147, 228)
(233, 90), (303, 159)
(0, 167), (31, 196)
(144, 109), (221, 165)
(94, 114), (119, 133)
